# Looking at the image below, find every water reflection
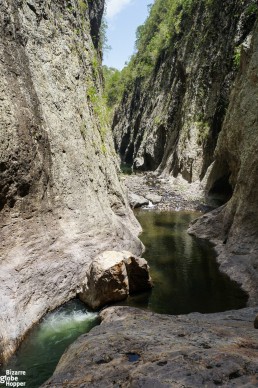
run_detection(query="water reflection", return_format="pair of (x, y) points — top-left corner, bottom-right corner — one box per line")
(119, 210), (247, 314)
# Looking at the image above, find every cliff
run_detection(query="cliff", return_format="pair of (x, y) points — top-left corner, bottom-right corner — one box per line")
(189, 20), (258, 304)
(113, 0), (257, 182)
(0, 0), (141, 361)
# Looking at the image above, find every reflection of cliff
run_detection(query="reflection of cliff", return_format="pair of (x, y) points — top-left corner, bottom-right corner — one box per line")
(0, 0), (141, 361)
(113, 0), (256, 183)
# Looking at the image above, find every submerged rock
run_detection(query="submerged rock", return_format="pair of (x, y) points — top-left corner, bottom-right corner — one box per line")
(43, 306), (258, 387)
(79, 251), (152, 309)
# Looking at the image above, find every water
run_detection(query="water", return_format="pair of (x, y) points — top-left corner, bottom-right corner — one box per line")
(0, 300), (98, 388)
(1, 210), (247, 387)
(118, 210), (248, 314)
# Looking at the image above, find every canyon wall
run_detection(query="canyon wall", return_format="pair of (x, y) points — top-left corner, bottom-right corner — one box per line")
(0, 0), (141, 361)
(113, 0), (257, 182)
(189, 19), (258, 304)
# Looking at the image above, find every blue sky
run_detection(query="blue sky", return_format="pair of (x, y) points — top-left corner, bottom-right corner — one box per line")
(103, 0), (154, 70)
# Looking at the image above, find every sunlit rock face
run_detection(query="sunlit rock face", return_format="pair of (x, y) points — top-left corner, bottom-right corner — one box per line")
(113, 0), (256, 182)
(0, 0), (142, 361)
(189, 20), (258, 304)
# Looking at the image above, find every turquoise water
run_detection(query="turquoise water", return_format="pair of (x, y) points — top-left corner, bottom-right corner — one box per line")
(0, 210), (247, 387)
(0, 300), (98, 388)
(118, 210), (248, 314)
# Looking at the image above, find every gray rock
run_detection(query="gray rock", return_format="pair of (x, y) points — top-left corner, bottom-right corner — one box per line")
(128, 192), (149, 208)
(0, 1), (142, 361)
(113, 1), (255, 182)
(124, 254), (153, 294)
(145, 193), (162, 204)
(190, 21), (258, 305)
(43, 306), (258, 387)
(79, 251), (152, 309)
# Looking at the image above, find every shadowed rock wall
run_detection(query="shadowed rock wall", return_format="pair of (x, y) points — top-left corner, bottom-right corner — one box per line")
(189, 20), (258, 304)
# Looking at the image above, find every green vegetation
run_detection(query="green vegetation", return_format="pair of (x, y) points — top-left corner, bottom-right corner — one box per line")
(103, 66), (123, 109)
(102, 0), (201, 110)
(233, 46), (241, 67)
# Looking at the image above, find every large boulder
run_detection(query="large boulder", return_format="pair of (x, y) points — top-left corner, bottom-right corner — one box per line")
(43, 306), (258, 387)
(79, 251), (152, 309)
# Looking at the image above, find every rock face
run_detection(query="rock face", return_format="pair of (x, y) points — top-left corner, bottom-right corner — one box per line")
(113, 0), (256, 182)
(79, 251), (152, 309)
(0, 0), (142, 361)
(189, 20), (258, 305)
(43, 306), (258, 387)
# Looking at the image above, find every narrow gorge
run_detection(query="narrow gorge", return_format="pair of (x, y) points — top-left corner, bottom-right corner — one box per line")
(0, 0), (258, 387)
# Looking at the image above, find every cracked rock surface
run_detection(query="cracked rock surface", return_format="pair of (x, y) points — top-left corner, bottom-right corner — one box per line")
(43, 306), (258, 387)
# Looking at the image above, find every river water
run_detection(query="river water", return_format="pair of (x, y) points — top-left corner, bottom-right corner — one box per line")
(1, 210), (247, 387)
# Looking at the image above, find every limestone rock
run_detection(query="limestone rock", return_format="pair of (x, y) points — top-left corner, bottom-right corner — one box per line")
(0, 0), (142, 362)
(113, 1), (256, 182)
(145, 193), (162, 204)
(254, 315), (258, 329)
(189, 20), (258, 304)
(79, 251), (152, 309)
(128, 192), (149, 208)
(124, 255), (153, 294)
(43, 306), (258, 387)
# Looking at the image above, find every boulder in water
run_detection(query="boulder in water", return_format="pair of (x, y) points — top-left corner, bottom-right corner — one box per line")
(79, 251), (152, 309)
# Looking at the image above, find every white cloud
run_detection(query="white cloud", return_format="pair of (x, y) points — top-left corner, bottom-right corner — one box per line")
(106, 0), (133, 19)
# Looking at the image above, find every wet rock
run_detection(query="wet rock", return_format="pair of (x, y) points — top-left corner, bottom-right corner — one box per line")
(79, 251), (152, 309)
(145, 193), (162, 204)
(128, 192), (149, 208)
(43, 306), (258, 387)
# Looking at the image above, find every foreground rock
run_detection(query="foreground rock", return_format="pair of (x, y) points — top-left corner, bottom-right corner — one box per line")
(0, 1), (141, 361)
(43, 306), (258, 387)
(79, 251), (152, 309)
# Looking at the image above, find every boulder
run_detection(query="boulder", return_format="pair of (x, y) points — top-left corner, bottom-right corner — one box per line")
(124, 255), (153, 294)
(145, 193), (162, 204)
(79, 251), (152, 309)
(43, 306), (258, 387)
(128, 193), (149, 208)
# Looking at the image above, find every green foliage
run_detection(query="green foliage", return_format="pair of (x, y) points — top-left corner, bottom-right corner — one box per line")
(78, 0), (88, 13)
(233, 46), (241, 67)
(195, 121), (210, 145)
(100, 0), (194, 109)
(246, 3), (258, 16)
(103, 66), (123, 109)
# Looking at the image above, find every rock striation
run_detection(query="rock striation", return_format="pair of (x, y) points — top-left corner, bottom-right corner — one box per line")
(113, 0), (257, 182)
(43, 306), (258, 387)
(0, 0), (142, 362)
(79, 251), (152, 309)
(189, 20), (258, 305)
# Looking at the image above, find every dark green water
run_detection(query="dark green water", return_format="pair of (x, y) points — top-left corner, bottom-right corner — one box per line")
(0, 300), (98, 388)
(118, 210), (248, 314)
(1, 210), (247, 387)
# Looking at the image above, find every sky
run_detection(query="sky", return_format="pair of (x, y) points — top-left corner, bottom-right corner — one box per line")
(104, 0), (154, 70)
